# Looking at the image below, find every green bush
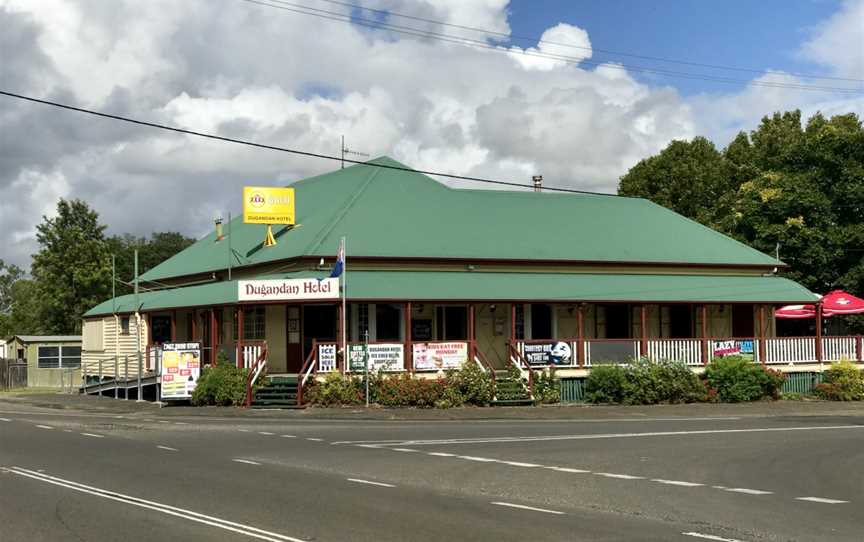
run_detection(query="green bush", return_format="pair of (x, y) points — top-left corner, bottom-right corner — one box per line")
(446, 361), (493, 406)
(532, 368), (561, 404)
(815, 360), (864, 401)
(585, 364), (628, 404)
(373, 373), (447, 408)
(704, 356), (785, 402)
(623, 358), (706, 405)
(304, 371), (364, 406)
(192, 362), (250, 406)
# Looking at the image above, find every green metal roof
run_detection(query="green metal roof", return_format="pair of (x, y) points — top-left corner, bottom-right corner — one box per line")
(84, 271), (816, 317)
(139, 157), (780, 282)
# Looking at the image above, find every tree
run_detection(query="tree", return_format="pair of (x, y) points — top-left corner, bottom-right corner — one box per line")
(618, 110), (864, 330)
(106, 231), (196, 295)
(0, 259), (23, 316)
(31, 199), (113, 334)
(0, 279), (43, 337)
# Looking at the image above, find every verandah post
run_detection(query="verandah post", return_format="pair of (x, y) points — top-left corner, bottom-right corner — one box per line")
(468, 303), (476, 363)
(757, 305), (766, 364)
(210, 308), (218, 366)
(171, 310), (177, 343)
(815, 303), (823, 363)
(639, 304), (648, 358)
(700, 305), (709, 365)
(236, 306), (244, 369)
(856, 335), (863, 363)
(576, 304), (585, 369)
(405, 302), (413, 372)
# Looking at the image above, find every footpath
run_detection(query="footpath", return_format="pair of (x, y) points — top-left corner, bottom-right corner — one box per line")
(3, 391), (864, 421)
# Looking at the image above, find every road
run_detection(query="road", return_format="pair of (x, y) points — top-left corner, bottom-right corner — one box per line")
(1, 399), (863, 541)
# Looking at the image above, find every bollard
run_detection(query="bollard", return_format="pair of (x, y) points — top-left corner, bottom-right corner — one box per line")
(114, 356), (119, 399)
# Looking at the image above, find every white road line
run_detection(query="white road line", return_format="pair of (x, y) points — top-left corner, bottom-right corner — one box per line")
(722, 488), (772, 495)
(427, 452), (456, 457)
(377, 424), (864, 447)
(174, 422), (188, 425)
(546, 467), (591, 474)
(232, 459), (261, 466)
(280, 435), (296, 438)
(355, 444), (380, 448)
(35, 425), (53, 430)
(596, 473), (644, 480)
(157, 445), (178, 452)
(652, 479), (704, 487)
(7, 467), (304, 542)
(458, 456), (498, 462)
(258, 432), (275, 436)
(501, 461), (542, 468)
(682, 532), (745, 542)
(305, 438), (323, 442)
(80, 433), (104, 438)
(0, 418), (11, 422)
(347, 478), (395, 488)
(63, 429), (73, 433)
(491, 502), (565, 515)
(392, 448), (419, 453)
(158, 420), (169, 424)
(795, 497), (849, 504)
(238, 429), (251, 433)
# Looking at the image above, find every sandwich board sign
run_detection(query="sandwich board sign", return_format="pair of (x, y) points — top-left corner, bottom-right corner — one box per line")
(160, 342), (201, 400)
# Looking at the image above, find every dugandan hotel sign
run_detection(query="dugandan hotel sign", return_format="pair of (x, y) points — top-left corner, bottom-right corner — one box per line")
(238, 278), (339, 302)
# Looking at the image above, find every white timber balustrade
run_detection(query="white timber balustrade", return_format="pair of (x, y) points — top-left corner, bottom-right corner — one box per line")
(241, 342), (265, 370)
(763, 337), (816, 364)
(647, 339), (703, 366)
(822, 336), (858, 362)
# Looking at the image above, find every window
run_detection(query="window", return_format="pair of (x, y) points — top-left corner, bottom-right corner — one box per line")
(603, 305), (631, 339)
(120, 316), (130, 335)
(669, 305), (694, 338)
(151, 315), (172, 344)
(375, 304), (402, 342)
(530, 304), (553, 339)
(435, 306), (468, 340)
(243, 306), (266, 340)
(514, 304), (525, 340)
(357, 304), (370, 341)
(37, 345), (81, 369)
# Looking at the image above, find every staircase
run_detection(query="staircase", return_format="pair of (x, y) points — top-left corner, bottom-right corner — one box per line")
(491, 370), (533, 406)
(250, 376), (303, 409)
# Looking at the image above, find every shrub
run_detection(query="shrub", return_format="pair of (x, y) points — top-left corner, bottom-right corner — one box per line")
(446, 361), (493, 406)
(192, 362), (249, 406)
(704, 356), (785, 402)
(585, 364), (628, 404)
(532, 368), (561, 404)
(623, 358), (706, 405)
(373, 373), (446, 408)
(304, 372), (364, 406)
(815, 361), (864, 401)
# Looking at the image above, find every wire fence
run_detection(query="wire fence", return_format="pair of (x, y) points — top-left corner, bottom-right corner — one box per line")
(0, 358), (27, 390)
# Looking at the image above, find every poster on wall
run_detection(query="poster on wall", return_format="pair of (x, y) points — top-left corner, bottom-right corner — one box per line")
(523, 341), (573, 366)
(712, 339), (755, 362)
(159, 342), (201, 400)
(318, 344), (337, 372)
(348, 344), (404, 372)
(413, 342), (468, 371)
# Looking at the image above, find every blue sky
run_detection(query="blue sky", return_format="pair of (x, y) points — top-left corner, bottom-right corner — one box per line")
(508, 0), (844, 95)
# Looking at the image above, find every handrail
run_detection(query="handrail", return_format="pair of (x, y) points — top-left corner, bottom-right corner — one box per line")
(297, 339), (318, 405)
(244, 343), (268, 408)
(472, 344), (496, 386)
(507, 343), (534, 399)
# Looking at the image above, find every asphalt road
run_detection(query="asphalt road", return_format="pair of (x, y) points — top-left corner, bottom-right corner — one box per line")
(2, 399), (863, 541)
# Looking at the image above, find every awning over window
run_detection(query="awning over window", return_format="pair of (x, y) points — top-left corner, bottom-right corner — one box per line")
(84, 271), (818, 317)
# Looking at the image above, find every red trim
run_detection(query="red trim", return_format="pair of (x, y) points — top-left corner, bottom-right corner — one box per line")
(857, 335), (863, 363)
(757, 305), (766, 364)
(639, 305), (648, 357)
(815, 304), (823, 363)
(191, 309), (198, 341)
(171, 310), (177, 342)
(700, 305), (709, 365)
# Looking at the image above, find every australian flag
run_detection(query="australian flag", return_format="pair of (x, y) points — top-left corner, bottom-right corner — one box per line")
(329, 238), (345, 278)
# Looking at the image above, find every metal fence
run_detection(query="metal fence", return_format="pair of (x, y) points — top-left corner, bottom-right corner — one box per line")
(0, 358), (27, 390)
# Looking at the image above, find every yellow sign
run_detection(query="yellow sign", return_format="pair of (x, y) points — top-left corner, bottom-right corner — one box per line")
(243, 186), (295, 225)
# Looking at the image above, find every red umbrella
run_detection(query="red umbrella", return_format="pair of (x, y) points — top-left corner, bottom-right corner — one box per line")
(821, 290), (864, 315)
(774, 304), (817, 319)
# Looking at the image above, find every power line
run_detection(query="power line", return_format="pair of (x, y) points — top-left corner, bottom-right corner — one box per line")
(238, 0), (862, 94)
(0, 89), (617, 196)
(314, 0), (863, 84)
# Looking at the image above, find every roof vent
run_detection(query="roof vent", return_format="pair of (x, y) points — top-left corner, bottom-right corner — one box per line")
(532, 175), (543, 193)
(214, 218), (224, 241)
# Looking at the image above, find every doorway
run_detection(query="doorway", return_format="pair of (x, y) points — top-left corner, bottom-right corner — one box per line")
(669, 305), (694, 338)
(302, 304), (338, 367)
(732, 305), (754, 337)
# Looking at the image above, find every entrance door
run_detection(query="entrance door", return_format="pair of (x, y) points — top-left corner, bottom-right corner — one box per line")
(285, 306), (302, 373)
(732, 305), (754, 337)
(302, 305), (338, 366)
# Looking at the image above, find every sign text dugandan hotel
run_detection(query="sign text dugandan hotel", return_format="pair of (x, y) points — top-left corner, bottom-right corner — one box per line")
(238, 278), (339, 302)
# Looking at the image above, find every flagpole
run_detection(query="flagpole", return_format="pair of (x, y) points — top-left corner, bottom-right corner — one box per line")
(341, 236), (347, 362)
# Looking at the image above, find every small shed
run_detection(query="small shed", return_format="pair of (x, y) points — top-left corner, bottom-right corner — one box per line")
(4, 335), (82, 388)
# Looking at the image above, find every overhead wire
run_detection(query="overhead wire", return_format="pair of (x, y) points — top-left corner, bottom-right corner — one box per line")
(237, 0), (863, 94)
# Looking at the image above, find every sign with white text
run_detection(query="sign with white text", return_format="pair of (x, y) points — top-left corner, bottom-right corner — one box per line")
(238, 278), (339, 302)
(160, 342), (201, 400)
(523, 341), (573, 366)
(413, 342), (468, 371)
(348, 344), (404, 372)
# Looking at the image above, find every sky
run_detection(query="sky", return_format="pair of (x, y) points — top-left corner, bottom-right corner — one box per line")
(0, 0), (862, 272)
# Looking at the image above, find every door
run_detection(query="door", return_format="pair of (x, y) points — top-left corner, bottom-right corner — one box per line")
(302, 304), (338, 367)
(669, 305), (694, 338)
(285, 306), (303, 373)
(732, 305), (754, 337)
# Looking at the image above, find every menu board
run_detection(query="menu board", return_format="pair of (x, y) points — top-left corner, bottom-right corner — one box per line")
(160, 342), (201, 400)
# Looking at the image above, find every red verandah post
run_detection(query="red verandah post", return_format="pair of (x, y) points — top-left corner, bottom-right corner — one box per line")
(700, 305), (708, 365)
(815, 303), (823, 363)
(757, 305), (766, 364)
(639, 305), (648, 358)
(405, 302), (413, 372)
(236, 306), (244, 369)
(576, 304), (585, 369)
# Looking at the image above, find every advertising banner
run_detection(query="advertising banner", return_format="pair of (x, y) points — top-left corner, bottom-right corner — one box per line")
(413, 342), (468, 371)
(238, 278), (339, 302)
(712, 339), (755, 362)
(348, 344), (404, 372)
(523, 341), (574, 366)
(243, 186), (295, 225)
(159, 342), (201, 400)
(318, 344), (337, 372)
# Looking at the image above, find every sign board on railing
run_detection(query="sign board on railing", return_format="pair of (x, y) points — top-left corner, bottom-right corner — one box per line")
(160, 342), (201, 400)
(318, 344), (337, 372)
(522, 341), (574, 366)
(413, 342), (467, 370)
(711, 340), (755, 362)
(348, 344), (404, 372)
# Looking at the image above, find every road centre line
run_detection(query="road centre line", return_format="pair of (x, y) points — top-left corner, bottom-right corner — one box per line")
(427, 452), (456, 457)
(501, 461), (542, 468)
(0, 418), (11, 422)
(458, 456), (498, 462)
(80, 433), (104, 438)
(392, 448), (419, 453)
(258, 432), (275, 436)
(651, 479), (704, 487)
(157, 445), (178, 451)
(280, 435), (295, 438)
(347, 478), (395, 488)
(546, 467), (591, 474)
(596, 473), (644, 480)
(682, 533), (745, 542)
(364, 424), (864, 446)
(491, 502), (564, 515)
(305, 437), (323, 442)
(35, 425), (53, 430)
(795, 497), (848, 504)
(721, 488), (772, 496)
(232, 459), (262, 466)
(6, 467), (304, 542)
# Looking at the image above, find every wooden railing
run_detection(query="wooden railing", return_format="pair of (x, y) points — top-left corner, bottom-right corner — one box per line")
(472, 345), (496, 386)
(240, 340), (266, 370)
(647, 339), (703, 366)
(507, 343), (534, 398)
(296, 340), (318, 406)
(244, 343), (268, 408)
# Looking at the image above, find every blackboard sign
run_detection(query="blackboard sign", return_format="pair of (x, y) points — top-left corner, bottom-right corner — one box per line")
(412, 319), (433, 341)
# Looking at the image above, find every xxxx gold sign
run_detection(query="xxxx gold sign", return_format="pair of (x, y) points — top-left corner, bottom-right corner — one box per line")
(242, 186), (295, 225)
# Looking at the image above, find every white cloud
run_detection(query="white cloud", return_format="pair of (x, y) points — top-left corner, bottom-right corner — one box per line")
(0, 0), (860, 270)
(799, 0), (864, 79)
(508, 23), (592, 71)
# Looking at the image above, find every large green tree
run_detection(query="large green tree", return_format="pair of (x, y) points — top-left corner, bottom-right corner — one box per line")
(31, 199), (113, 334)
(106, 231), (196, 295)
(619, 110), (864, 308)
